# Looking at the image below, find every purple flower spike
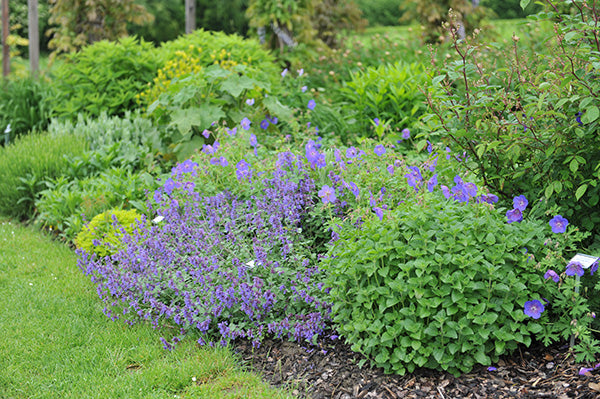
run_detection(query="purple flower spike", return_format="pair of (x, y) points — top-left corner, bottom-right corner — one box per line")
(249, 134), (258, 147)
(318, 185), (336, 204)
(307, 99), (316, 110)
(513, 195), (529, 211)
(566, 261), (584, 277)
(523, 300), (545, 319)
(373, 207), (384, 221)
(549, 215), (569, 233)
(374, 145), (386, 156)
(506, 208), (523, 224)
(544, 269), (560, 283)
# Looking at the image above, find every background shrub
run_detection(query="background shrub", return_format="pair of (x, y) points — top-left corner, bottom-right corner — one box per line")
(51, 36), (161, 119)
(35, 168), (155, 241)
(339, 62), (432, 138)
(354, 0), (405, 26)
(0, 77), (53, 141)
(422, 0), (600, 247)
(323, 195), (548, 375)
(0, 132), (87, 220)
(48, 111), (163, 172)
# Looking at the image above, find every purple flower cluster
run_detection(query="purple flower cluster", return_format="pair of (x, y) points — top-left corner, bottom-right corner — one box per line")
(506, 194), (528, 223)
(77, 156), (331, 348)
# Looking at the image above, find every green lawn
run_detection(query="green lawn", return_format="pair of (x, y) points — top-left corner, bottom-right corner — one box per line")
(0, 219), (289, 399)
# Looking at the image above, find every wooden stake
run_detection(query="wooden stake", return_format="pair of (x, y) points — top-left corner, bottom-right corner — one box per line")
(2, 0), (9, 78)
(185, 0), (196, 34)
(28, 0), (39, 77)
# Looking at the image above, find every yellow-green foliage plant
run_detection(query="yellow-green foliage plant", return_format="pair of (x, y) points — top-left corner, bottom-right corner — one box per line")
(75, 209), (141, 257)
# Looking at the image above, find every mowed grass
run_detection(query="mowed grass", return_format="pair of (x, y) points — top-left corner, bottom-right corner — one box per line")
(0, 219), (289, 399)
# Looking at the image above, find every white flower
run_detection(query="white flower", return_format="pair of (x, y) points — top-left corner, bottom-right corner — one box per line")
(245, 260), (256, 269)
(152, 215), (165, 224)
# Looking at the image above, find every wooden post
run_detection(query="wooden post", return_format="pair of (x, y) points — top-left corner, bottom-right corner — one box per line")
(28, 0), (39, 77)
(1, 0), (9, 78)
(185, 0), (195, 34)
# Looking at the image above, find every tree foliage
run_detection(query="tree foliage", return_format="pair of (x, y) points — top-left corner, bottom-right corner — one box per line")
(401, 0), (487, 43)
(47, 0), (154, 56)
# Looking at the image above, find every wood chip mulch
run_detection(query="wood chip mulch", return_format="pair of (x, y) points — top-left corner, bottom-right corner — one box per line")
(234, 336), (600, 398)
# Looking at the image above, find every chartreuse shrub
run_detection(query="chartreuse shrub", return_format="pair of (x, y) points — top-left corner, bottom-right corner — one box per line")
(51, 36), (160, 119)
(422, 0), (600, 245)
(322, 195), (551, 375)
(339, 62), (432, 139)
(0, 131), (87, 220)
(156, 29), (278, 75)
(75, 209), (142, 257)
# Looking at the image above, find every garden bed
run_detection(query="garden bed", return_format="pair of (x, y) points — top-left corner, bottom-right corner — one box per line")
(236, 337), (600, 398)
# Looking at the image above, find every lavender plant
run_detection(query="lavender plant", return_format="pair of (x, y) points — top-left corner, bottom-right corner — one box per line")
(78, 153), (332, 349)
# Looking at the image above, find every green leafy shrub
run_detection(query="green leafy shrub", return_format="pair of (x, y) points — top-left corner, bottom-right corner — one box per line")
(422, 0), (600, 244)
(142, 32), (288, 161)
(51, 36), (161, 119)
(480, 0), (540, 19)
(400, 0), (488, 43)
(35, 168), (156, 241)
(339, 62), (432, 138)
(323, 195), (549, 375)
(75, 208), (142, 257)
(0, 132), (87, 220)
(355, 0), (405, 26)
(48, 111), (163, 172)
(0, 77), (53, 141)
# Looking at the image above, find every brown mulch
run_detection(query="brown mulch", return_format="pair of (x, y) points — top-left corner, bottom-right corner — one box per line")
(234, 335), (600, 399)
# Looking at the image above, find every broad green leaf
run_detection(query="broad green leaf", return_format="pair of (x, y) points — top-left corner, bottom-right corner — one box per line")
(220, 75), (257, 98)
(575, 184), (588, 201)
(263, 96), (294, 121)
(570, 158), (579, 173)
(520, 0), (531, 11)
(583, 105), (599, 124)
(170, 105), (226, 134)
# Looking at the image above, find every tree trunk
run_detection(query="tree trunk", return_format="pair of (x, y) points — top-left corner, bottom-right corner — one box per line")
(28, 0), (39, 77)
(185, 0), (196, 34)
(2, 0), (9, 78)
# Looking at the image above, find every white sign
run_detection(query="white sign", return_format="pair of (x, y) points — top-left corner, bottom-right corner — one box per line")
(569, 253), (600, 269)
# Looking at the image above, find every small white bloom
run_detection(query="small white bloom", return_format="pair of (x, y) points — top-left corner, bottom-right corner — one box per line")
(152, 215), (165, 224)
(245, 260), (256, 269)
